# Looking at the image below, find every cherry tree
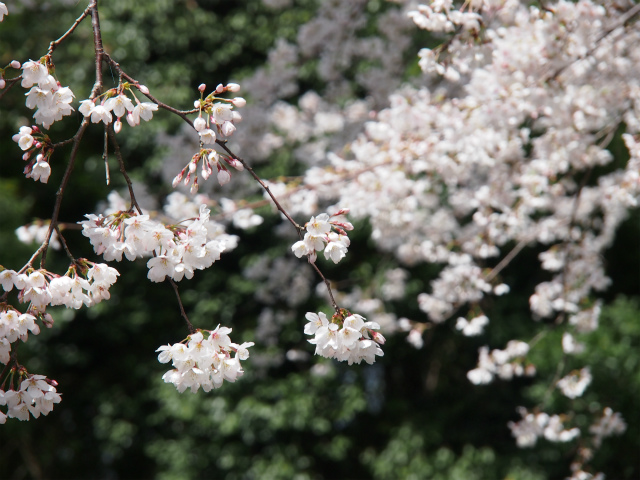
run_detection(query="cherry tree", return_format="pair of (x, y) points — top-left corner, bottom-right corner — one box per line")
(1, 0), (638, 478)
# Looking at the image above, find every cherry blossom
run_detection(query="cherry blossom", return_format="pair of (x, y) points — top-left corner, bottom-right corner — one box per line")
(156, 327), (254, 393)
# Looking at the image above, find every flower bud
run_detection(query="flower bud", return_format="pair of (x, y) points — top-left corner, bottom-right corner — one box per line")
(193, 116), (206, 132)
(198, 83), (206, 93)
(172, 171), (184, 188)
(232, 97), (246, 107)
(217, 167), (231, 186)
(42, 312), (55, 328)
(126, 112), (137, 127)
(0, 79), (5, 89)
(372, 331), (386, 345)
(138, 84), (149, 94)
(190, 180), (199, 194)
(226, 83), (241, 92)
(11, 60), (21, 69)
(332, 208), (350, 216)
(215, 83), (224, 94)
(221, 121), (236, 137)
(114, 119), (122, 133)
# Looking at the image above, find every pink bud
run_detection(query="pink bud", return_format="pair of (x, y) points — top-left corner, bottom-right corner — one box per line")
(0, 79), (5, 89)
(42, 312), (54, 328)
(225, 157), (244, 172)
(11, 60), (21, 69)
(188, 161), (197, 174)
(190, 180), (199, 194)
(332, 208), (350, 216)
(215, 83), (224, 94)
(172, 172), (183, 188)
(34, 141), (42, 149)
(31, 126), (40, 133)
(138, 84), (149, 94)
(198, 83), (207, 93)
(114, 119), (122, 133)
(372, 331), (386, 345)
(226, 83), (241, 92)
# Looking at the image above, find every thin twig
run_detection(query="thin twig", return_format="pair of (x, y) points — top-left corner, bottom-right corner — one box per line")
(47, 3), (93, 56)
(484, 237), (531, 283)
(54, 225), (76, 264)
(106, 124), (142, 214)
(36, 0), (104, 269)
(168, 278), (195, 334)
(0, 77), (21, 101)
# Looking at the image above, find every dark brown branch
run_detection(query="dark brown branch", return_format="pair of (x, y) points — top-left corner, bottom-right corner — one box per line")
(36, 1), (104, 269)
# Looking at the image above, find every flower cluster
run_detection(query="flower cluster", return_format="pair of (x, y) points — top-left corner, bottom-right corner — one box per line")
(589, 407), (627, 448)
(455, 314), (489, 337)
(304, 310), (384, 365)
(0, 308), (40, 363)
(467, 341), (535, 385)
(78, 83), (157, 131)
(15, 221), (61, 250)
(171, 83), (245, 193)
(291, 211), (353, 264)
(1, 262), (119, 314)
(79, 204), (233, 282)
(172, 148), (245, 193)
(193, 82), (245, 141)
(156, 327), (254, 393)
(21, 60), (75, 129)
(508, 407), (580, 448)
(0, 375), (61, 423)
(557, 367), (592, 399)
(12, 125), (53, 183)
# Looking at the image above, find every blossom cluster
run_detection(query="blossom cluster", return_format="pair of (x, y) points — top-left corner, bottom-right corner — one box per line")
(291, 211), (353, 264)
(1, 262), (119, 314)
(304, 311), (384, 365)
(12, 125), (53, 183)
(467, 341), (535, 385)
(508, 407), (580, 448)
(172, 148), (245, 194)
(80, 203), (237, 282)
(156, 327), (254, 393)
(78, 84), (157, 131)
(21, 60), (75, 129)
(0, 308), (40, 363)
(0, 375), (61, 424)
(171, 83), (246, 193)
(557, 367), (592, 399)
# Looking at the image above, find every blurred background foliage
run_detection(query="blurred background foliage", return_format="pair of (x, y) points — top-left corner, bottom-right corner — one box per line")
(0, 0), (638, 478)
